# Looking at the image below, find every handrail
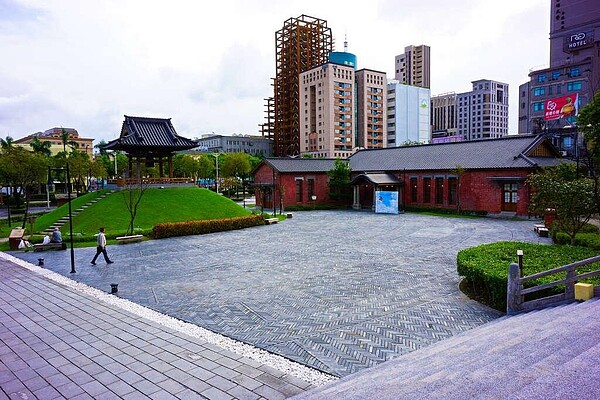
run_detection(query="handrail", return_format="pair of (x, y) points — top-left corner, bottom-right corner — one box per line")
(520, 255), (600, 282)
(507, 255), (600, 314)
(113, 177), (195, 187)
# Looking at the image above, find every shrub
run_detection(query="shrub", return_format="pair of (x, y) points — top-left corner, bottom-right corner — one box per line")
(457, 241), (599, 311)
(151, 215), (264, 239)
(404, 205), (487, 217)
(554, 232), (600, 250)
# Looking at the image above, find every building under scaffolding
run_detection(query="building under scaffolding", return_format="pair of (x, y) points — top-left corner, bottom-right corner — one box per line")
(270, 15), (333, 157)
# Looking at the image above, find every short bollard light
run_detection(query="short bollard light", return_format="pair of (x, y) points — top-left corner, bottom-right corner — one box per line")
(110, 283), (119, 294)
(38, 258), (44, 267)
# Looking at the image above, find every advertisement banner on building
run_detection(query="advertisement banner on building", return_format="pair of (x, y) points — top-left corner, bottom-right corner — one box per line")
(544, 94), (578, 121)
(375, 191), (398, 214)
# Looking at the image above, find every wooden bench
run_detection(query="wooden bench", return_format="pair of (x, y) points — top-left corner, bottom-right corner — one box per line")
(264, 218), (279, 225)
(34, 242), (67, 252)
(115, 235), (144, 244)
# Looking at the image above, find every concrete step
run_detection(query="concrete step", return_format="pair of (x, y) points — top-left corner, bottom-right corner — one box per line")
(293, 299), (600, 399)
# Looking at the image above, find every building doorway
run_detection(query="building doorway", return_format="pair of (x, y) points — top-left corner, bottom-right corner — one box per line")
(502, 183), (518, 212)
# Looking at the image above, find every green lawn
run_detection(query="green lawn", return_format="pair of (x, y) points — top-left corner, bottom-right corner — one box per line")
(1, 187), (252, 249)
(64, 187), (251, 237)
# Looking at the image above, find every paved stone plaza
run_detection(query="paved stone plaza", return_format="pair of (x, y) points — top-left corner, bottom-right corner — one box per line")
(12, 211), (551, 377)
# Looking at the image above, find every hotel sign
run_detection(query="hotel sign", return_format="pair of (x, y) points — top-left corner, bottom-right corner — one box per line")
(564, 30), (594, 52)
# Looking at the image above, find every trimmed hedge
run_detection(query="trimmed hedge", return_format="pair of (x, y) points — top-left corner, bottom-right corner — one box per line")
(284, 204), (347, 211)
(150, 215), (264, 239)
(457, 241), (600, 311)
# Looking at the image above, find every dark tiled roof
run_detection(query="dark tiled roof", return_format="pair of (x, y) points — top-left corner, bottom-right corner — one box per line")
(349, 135), (562, 172)
(105, 116), (197, 151)
(264, 158), (338, 173)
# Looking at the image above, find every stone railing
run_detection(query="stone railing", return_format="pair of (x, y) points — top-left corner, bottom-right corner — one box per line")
(109, 177), (195, 187)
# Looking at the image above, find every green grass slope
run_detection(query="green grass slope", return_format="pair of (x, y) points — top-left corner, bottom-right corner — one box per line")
(67, 187), (251, 237)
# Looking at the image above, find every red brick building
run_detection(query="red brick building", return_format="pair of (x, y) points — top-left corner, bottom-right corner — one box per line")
(252, 158), (336, 211)
(253, 135), (564, 216)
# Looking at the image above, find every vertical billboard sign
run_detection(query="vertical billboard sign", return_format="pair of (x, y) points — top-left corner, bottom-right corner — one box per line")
(544, 94), (579, 121)
(375, 191), (399, 214)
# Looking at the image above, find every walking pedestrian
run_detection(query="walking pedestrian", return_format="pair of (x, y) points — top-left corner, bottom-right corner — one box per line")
(90, 227), (113, 265)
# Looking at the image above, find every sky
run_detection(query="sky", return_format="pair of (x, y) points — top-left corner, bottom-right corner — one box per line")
(0, 0), (550, 144)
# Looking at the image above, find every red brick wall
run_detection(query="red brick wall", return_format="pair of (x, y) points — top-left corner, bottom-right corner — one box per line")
(402, 169), (532, 215)
(253, 164), (331, 208)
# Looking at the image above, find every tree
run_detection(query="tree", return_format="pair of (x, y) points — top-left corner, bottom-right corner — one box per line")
(30, 137), (52, 157)
(89, 158), (107, 183)
(222, 153), (251, 198)
(196, 154), (215, 179)
(122, 179), (148, 236)
(0, 147), (49, 225)
(220, 177), (241, 197)
(94, 140), (109, 156)
(60, 128), (79, 153)
(527, 163), (595, 245)
(0, 136), (14, 150)
(221, 152), (251, 179)
(67, 151), (92, 194)
(578, 91), (600, 214)
(173, 154), (199, 180)
(327, 158), (352, 202)
(400, 140), (424, 146)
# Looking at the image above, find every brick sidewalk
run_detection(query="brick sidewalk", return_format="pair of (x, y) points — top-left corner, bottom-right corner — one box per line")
(0, 258), (320, 399)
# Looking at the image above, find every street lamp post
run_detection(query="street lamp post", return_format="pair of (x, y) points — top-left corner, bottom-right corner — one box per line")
(49, 163), (76, 274)
(212, 153), (220, 194)
(6, 180), (11, 227)
(112, 151), (118, 178)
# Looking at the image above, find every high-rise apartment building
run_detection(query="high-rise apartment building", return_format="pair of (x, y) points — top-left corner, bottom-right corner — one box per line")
(457, 79), (509, 141)
(270, 15), (333, 157)
(386, 81), (430, 146)
(299, 61), (386, 157)
(299, 62), (356, 158)
(430, 93), (459, 143)
(518, 0), (600, 151)
(356, 69), (387, 150)
(394, 45), (431, 88)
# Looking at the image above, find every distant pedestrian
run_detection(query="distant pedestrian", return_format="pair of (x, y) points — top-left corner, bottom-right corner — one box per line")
(50, 227), (62, 243)
(90, 227), (113, 265)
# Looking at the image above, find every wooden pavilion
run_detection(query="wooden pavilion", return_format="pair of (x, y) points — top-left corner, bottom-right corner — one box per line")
(104, 116), (198, 187)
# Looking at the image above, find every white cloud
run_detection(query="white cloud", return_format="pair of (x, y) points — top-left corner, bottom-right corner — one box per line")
(0, 0), (549, 143)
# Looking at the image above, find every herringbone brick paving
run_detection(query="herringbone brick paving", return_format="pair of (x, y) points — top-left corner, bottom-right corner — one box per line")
(12, 211), (550, 377)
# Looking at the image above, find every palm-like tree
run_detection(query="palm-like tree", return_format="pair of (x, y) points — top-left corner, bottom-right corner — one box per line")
(61, 128), (79, 153)
(30, 137), (52, 157)
(94, 140), (108, 156)
(0, 136), (14, 151)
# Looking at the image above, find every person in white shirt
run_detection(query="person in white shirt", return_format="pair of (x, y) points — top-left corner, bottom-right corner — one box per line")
(90, 227), (114, 265)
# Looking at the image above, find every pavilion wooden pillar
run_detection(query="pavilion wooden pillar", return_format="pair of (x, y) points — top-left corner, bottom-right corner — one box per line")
(168, 155), (174, 178)
(128, 155), (133, 178)
(134, 154), (141, 178)
(159, 156), (165, 178)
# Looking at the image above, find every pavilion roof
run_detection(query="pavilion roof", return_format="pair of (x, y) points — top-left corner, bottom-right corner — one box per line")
(104, 116), (197, 153)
